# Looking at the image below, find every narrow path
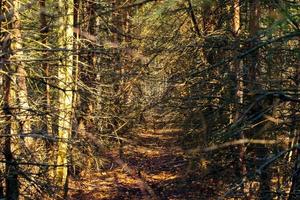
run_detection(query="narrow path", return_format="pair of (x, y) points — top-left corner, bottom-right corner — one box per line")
(69, 112), (215, 200)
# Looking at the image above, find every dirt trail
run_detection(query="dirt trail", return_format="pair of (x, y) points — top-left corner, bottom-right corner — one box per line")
(69, 113), (211, 200)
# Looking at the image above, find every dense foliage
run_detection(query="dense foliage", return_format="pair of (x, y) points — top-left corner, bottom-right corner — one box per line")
(0, 0), (299, 199)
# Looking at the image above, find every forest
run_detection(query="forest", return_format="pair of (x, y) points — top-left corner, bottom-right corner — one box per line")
(0, 0), (299, 199)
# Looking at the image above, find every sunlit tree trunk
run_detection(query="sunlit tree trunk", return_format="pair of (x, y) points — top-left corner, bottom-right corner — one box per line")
(11, 0), (32, 147)
(56, 0), (74, 188)
(1, 0), (33, 198)
(232, 0), (242, 107)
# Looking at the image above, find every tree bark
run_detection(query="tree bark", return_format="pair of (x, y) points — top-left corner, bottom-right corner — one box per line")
(2, 22), (19, 200)
(11, 0), (32, 147)
(231, 0), (247, 197)
(247, 1), (271, 199)
(39, 0), (52, 138)
(56, 0), (74, 189)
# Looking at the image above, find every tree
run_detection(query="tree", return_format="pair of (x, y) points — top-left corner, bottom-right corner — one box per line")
(39, 0), (52, 137)
(56, 0), (74, 189)
(231, 0), (248, 197)
(0, 0), (299, 198)
(1, 0), (31, 198)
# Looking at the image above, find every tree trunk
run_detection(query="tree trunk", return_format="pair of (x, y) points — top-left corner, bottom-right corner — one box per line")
(75, 0), (98, 169)
(2, 27), (19, 200)
(111, 0), (125, 157)
(39, 0), (52, 138)
(56, 0), (74, 189)
(1, 0), (30, 198)
(11, 0), (32, 147)
(231, 0), (247, 197)
(247, 1), (271, 199)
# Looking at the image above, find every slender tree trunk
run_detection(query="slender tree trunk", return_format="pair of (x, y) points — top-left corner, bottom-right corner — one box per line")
(231, 0), (247, 197)
(76, 0), (98, 169)
(248, 0), (260, 90)
(247, 1), (271, 199)
(73, 0), (80, 114)
(39, 0), (57, 181)
(111, 0), (125, 157)
(56, 0), (74, 189)
(3, 88), (19, 200)
(39, 0), (52, 138)
(11, 0), (32, 147)
(1, 0), (30, 198)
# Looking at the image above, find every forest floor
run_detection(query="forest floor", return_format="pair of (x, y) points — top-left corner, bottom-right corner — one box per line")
(69, 112), (220, 200)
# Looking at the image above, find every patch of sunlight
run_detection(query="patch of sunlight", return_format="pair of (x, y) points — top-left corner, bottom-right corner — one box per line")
(154, 128), (182, 134)
(90, 190), (115, 200)
(144, 171), (178, 181)
(135, 146), (161, 156)
(85, 184), (112, 191)
(199, 158), (210, 170)
(139, 132), (174, 140)
(94, 193), (112, 199)
(116, 173), (140, 185)
(90, 179), (114, 186)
